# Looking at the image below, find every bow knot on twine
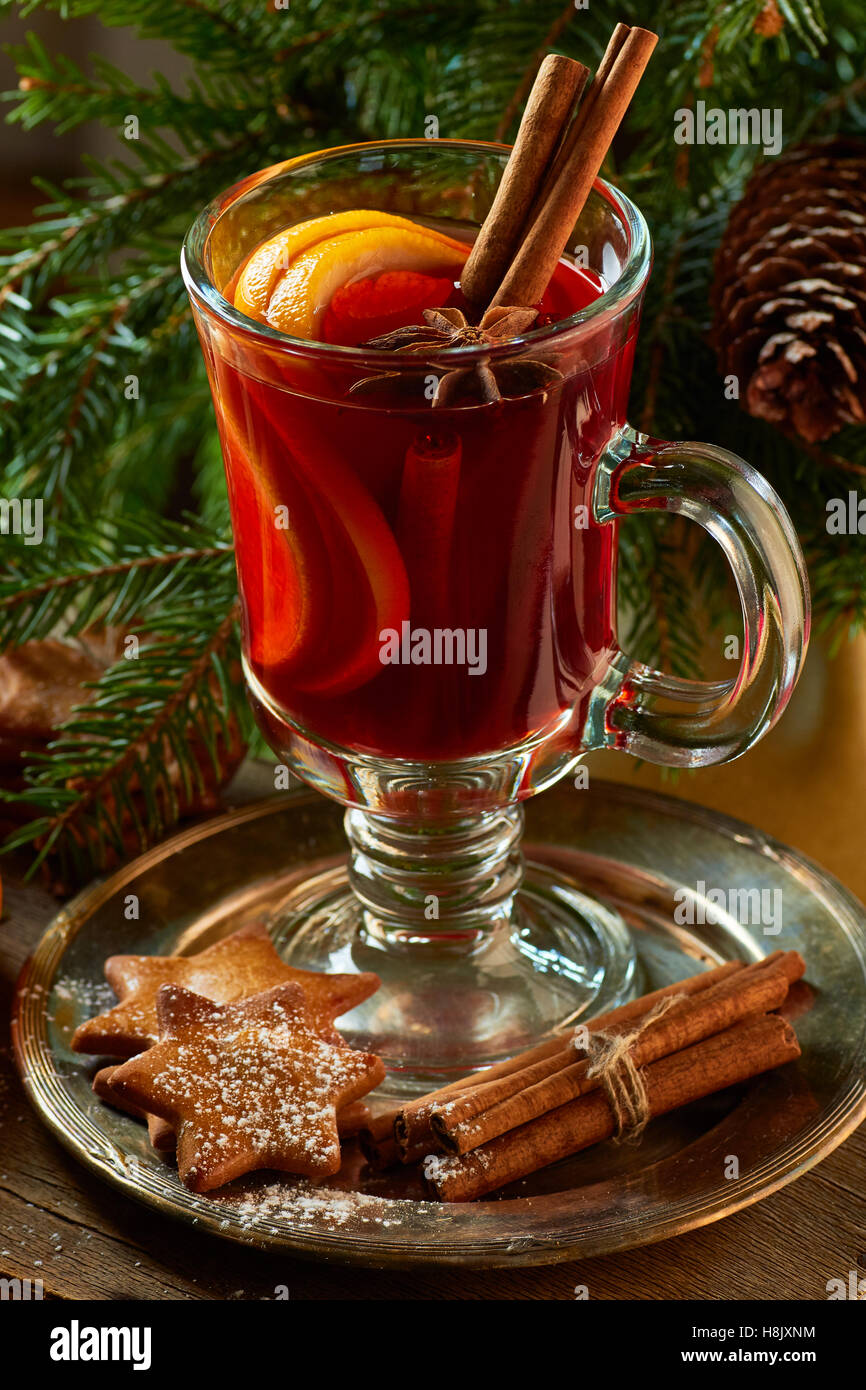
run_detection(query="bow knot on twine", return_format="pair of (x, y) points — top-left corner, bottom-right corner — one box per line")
(578, 994), (686, 1142)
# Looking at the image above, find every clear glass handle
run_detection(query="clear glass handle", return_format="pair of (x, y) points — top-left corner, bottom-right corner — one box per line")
(592, 426), (810, 767)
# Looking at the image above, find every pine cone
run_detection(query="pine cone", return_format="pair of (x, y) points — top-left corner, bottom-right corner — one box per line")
(711, 138), (866, 443)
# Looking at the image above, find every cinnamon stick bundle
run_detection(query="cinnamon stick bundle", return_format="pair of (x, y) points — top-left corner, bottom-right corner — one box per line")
(394, 954), (804, 1162)
(360, 955), (786, 1166)
(358, 1112), (402, 1170)
(457, 21), (656, 319)
(424, 1014), (801, 1202)
(386, 956), (750, 1162)
(432, 955), (801, 1154)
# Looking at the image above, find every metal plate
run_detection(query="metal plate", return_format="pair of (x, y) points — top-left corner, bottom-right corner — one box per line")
(12, 781), (866, 1268)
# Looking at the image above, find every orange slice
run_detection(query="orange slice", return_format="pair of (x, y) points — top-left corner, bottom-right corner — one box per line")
(208, 354), (329, 676)
(233, 210), (412, 322)
(237, 371), (411, 695)
(217, 413), (327, 677)
(209, 344), (410, 696)
(233, 210), (467, 341)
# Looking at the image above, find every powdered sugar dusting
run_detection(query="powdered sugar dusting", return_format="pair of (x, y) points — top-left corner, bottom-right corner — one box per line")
(219, 1179), (410, 1230)
(52, 975), (115, 1011)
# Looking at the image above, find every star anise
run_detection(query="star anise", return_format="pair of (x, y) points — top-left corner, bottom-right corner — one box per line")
(351, 305), (563, 406)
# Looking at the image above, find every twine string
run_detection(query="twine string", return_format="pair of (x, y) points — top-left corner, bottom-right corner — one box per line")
(581, 993), (687, 1142)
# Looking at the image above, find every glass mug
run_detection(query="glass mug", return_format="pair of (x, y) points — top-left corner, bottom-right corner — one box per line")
(182, 141), (809, 1088)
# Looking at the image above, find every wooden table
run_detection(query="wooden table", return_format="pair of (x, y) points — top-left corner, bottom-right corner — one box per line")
(2, 640), (865, 1300)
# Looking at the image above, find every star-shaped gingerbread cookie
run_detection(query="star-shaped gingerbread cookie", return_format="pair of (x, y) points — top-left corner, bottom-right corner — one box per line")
(72, 922), (378, 1056)
(110, 983), (385, 1191)
(92, 1064), (370, 1154)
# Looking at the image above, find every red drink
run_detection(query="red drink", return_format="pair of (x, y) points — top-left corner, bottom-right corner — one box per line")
(205, 247), (637, 764)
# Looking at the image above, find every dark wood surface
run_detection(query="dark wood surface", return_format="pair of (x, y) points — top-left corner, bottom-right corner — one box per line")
(2, 756), (865, 1300)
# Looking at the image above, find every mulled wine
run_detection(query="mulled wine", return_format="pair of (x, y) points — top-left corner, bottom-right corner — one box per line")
(206, 220), (632, 764)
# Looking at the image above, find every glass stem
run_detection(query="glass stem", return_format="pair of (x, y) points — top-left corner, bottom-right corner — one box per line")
(345, 805), (525, 952)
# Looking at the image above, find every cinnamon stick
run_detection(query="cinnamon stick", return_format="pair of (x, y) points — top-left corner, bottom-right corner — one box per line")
(778, 978), (817, 1023)
(434, 957), (796, 1154)
(490, 25), (658, 309)
(391, 956), (751, 1161)
(460, 54), (589, 309)
(532, 23), (631, 212)
(423, 1013), (801, 1201)
(358, 1112), (402, 1170)
(397, 431), (462, 629)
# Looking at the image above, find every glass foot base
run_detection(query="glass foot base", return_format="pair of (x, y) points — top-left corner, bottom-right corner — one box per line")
(269, 858), (637, 1092)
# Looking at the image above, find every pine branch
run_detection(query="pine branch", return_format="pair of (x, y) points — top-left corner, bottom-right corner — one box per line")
(799, 440), (866, 481)
(0, 505), (244, 883)
(0, 512), (234, 648)
(8, 0), (270, 68)
(5, 35), (266, 143)
(3, 262), (195, 504)
(638, 235), (686, 435)
(618, 514), (708, 678)
(2, 590), (249, 885)
(0, 131), (278, 309)
(275, 5), (443, 59)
